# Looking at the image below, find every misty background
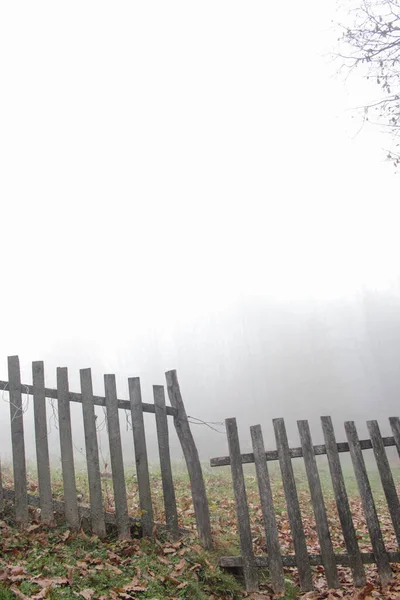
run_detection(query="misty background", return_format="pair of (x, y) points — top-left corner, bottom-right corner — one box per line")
(1, 1), (400, 471)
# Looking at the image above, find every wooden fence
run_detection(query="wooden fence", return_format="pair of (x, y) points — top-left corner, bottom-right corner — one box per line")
(0, 355), (212, 549)
(210, 416), (400, 594)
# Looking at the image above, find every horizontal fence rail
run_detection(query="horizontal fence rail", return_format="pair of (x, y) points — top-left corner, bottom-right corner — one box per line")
(210, 436), (397, 467)
(211, 415), (400, 594)
(0, 379), (178, 417)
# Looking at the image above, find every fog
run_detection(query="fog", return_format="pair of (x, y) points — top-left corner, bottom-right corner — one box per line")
(1, 288), (400, 466)
(1, 1), (400, 469)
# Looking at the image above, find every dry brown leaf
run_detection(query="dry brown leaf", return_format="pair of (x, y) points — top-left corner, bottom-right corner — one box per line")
(79, 588), (95, 600)
(35, 577), (68, 588)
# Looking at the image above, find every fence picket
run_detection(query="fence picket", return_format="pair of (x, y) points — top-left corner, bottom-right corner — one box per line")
(297, 420), (339, 589)
(165, 370), (212, 550)
(389, 417), (400, 459)
(154, 385), (179, 539)
(104, 374), (130, 540)
(128, 377), (154, 537)
(80, 368), (106, 538)
(273, 418), (313, 592)
(57, 367), (80, 530)
(345, 421), (392, 586)
(32, 361), (53, 523)
(226, 418), (259, 592)
(321, 416), (365, 586)
(250, 424), (284, 594)
(8, 356), (28, 524)
(367, 420), (400, 547)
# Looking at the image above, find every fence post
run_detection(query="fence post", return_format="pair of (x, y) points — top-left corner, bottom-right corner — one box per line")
(80, 368), (106, 538)
(32, 361), (54, 524)
(104, 374), (131, 540)
(8, 356), (28, 524)
(345, 421), (392, 586)
(226, 418), (259, 592)
(128, 377), (154, 537)
(154, 385), (179, 539)
(165, 370), (212, 550)
(321, 416), (366, 587)
(273, 418), (313, 592)
(57, 367), (80, 530)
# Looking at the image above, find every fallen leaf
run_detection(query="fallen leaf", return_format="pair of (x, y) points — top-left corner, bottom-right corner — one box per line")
(79, 589), (95, 600)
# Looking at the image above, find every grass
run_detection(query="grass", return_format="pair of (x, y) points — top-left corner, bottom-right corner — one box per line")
(1, 460), (400, 598)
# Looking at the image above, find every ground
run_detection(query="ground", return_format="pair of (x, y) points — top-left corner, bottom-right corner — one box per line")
(0, 461), (400, 599)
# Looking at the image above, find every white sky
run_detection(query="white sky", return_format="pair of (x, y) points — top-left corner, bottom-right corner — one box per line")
(1, 0), (399, 361)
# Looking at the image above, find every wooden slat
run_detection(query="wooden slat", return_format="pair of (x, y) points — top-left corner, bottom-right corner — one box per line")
(57, 367), (80, 530)
(8, 356), (28, 524)
(154, 385), (179, 539)
(226, 418), (258, 593)
(389, 417), (400, 459)
(220, 551), (400, 568)
(0, 380), (178, 416)
(321, 416), (365, 586)
(32, 361), (53, 524)
(80, 368), (106, 538)
(367, 420), (400, 547)
(210, 436), (397, 467)
(104, 374), (130, 540)
(128, 377), (154, 537)
(345, 421), (392, 586)
(298, 420), (339, 589)
(165, 370), (212, 550)
(250, 424), (284, 594)
(273, 418), (313, 592)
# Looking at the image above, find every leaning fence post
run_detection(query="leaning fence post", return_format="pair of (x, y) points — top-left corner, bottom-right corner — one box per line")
(8, 355), (29, 524)
(165, 370), (212, 550)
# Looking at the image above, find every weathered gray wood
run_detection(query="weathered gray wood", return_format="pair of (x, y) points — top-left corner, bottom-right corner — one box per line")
(32, 361), (53, 524)
(297, 420), (339, 589)
(57, 367), (80, 530)
(219, 551), (400, 568)
(154, 385), (179, 539)
(321, 416), (366, 586)
(210, 436), (397, 467)
(226, 418), (259, 593)
(1, 487), (188, 535)
(389, 417), (400, 459)
(250, 425), (284, 594)
(80, 368), (106, 538)
(166, 370), (212, 550)
(128, 377), (154, 537)
(104, 374), (130, 540)
(273, 418), (313, 592)
(8, 356), (28, 524)
(367, 420), (400, 547)
(0, 379), (178, 416)
(345, 421), (392, 586)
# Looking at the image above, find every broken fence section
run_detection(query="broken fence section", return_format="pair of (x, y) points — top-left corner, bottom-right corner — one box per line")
(211, 415), (400, 594)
